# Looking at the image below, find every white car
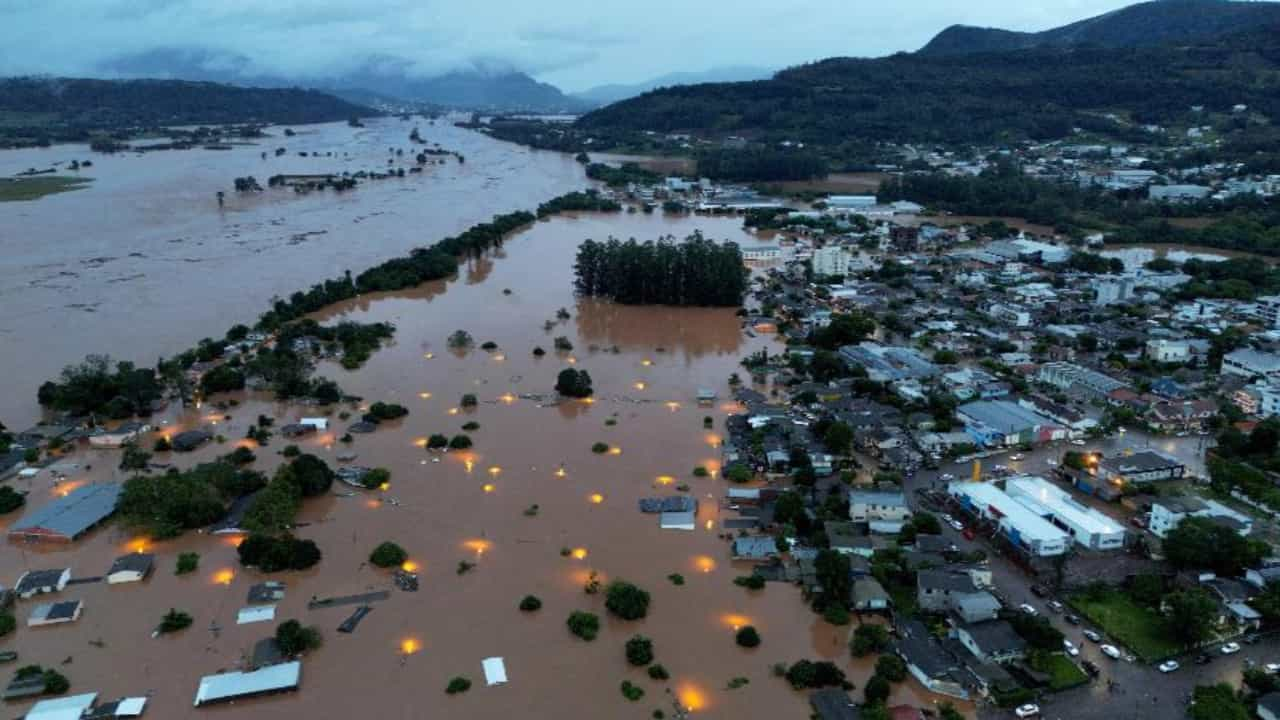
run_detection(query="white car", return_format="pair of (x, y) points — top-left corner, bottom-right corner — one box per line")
(1221, 642), (1241, 655)
(1158, 660), (1179, 673)
(1101, 644), (1121, 659)
(1266, 663), (1280, 675)
(1071, 439), (1086, 446)
(941, 513), (954, 524)
(1014, 703), (1040, 719)
(949, 519), (964, 531)
(1010, 453), (1025, 461)
(1019, 604), (1038, 616)
(1063, 640), (1079, 657)
(1048, 600), (1064, 613)
(1082, 630), (1101, 643)
(940, 473), (956, 482)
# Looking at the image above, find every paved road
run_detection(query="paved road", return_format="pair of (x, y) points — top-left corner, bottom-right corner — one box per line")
(895, 433), (1279, 720)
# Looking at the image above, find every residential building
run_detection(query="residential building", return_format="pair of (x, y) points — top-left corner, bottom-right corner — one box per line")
(917, 569), (981, 613)
(1150, 496), (1253, 538)
(812, 246), (851, 277)
(853, 578), (891, 611)
(956, 621), (1027, 664)
(1093, 276), (1136, 306)
(951, 591), (1002, 624)
(14, 568), (71, 599)
(106, 553), (154, 584)
(949, 481), (1069, 557)
(1146, 339), (1191, 364)
(1222, 348), (1280, 381)
(838, 342), (941, 383)
(956, 400), (1063, 447)
(8, 483), (123, 543)
(895, 621), (970, 700)
(848, 490), (910, 532)
(1004, 476), (1126, 550)
(984, 303), (1032, 327)
(1149, 184), (1212, 202)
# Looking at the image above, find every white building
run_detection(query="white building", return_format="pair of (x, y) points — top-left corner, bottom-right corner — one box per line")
(1092, 276), (1135, 306)
(741, 246), (782, 261)
(949, 482), (1069, 557)
(1005, 476), (1126, 550)
(812, 246), (851, 277)
(1222, 349), (1280, 381)
(984, 303), (1032, 328)
(826, 195), (878, 209)
(1150, 496), (1253, 538)
(1146, 339), (1191, 364)
(1258, 296), (1280, 328)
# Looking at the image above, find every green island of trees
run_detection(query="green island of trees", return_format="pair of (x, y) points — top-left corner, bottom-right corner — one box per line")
(555, 369), (594, 398)
(370, 541), (408, 568)
(573, 233), (748, 306)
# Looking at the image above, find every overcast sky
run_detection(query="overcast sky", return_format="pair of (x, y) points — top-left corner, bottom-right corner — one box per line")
(0, 0), (1145, 91)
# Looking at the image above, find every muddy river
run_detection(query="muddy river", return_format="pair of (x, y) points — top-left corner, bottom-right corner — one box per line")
(0, 129), (968, 719)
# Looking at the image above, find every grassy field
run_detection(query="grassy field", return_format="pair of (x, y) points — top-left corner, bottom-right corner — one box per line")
(1038, 653), (1089, 691)
(0, 176), (92, 202)
(1070, 590), (1182, 662)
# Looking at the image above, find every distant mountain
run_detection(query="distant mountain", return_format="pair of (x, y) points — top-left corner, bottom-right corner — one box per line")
(0, 76), (369, 130)
(100, 47), (587, 113)
(573, 66), (775, 106)
(577, 23), (1280, 146)
(919, 0), (1280, 55)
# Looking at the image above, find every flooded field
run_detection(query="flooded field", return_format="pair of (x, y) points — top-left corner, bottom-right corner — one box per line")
(0, 116), (587, 427)
(0, 210), (960, 719)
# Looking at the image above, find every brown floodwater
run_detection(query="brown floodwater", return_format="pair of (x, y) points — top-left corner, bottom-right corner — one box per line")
(0, 145), (971, 718)
(0, 115), (588, 428)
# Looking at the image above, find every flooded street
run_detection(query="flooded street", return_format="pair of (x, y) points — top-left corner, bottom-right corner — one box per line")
(0, 207), (957, 718)
(0, 117), (587, 427)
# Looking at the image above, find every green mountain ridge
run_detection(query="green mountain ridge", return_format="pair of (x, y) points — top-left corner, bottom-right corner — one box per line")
(576, 22), (1280, 147)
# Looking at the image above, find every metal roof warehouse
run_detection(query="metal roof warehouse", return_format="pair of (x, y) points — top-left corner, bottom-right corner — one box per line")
(949, 481), (1068, 557)
(8, 483), (123, 543)
(1005, 476), (1126, 551)
(194, 661), (301, 706)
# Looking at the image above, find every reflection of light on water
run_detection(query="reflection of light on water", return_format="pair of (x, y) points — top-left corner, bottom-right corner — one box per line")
(125, 536), (150, 554)
(423, 352), (435, 360)
(488, 466), (501, 476)
(223, 534), (246, 548)
(378, 482), (390, 492)
(400, 637), (422, 655)
(213, 569), (235, 585)
(402, 560), (420, 573)
(641, 359), (653, 367)
(493, 353), (506, 362)
(500, 393), (516, 404)
(463, 539), (492, 555)
(589, 493), (604, 505)
(665, 401), (680, 411)
(705, 434), (721, 448)
(54, 480), (83, 497)
(633, 381), (647, 391)
(413, 437), (428, 448)
(571, 547), (588, 560)
(418, 391), (432, 399)
(366, 499), (381, 509)
(656, 475), (674, 486)
(608, 447), (622, 456)
(705, 519), (715, 530)
(677, 684), (708, 712)
(482, 483), (495, 493)
(464, 459), (474, 474)
(566, 356), (577, 365)
(694, 555), (716, 573)
(448, 407), (460, 416)
(580, 397), (595, 405)
(720, 613), (750, 631)
(555, 467), (567, 478)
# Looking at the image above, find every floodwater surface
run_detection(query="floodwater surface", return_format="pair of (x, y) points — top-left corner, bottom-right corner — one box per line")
(0, 209), (964, 719)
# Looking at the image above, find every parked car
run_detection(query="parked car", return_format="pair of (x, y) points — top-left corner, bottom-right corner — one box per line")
(1065, 614), (1081, 625)
(1071, 439), (1086, 446)
(1101, 644), (1121, 659)
(941, 513), (954, 525)
(1083, 630), (1102, 643)
(1063, 640), (1079, 657)
(1265, 663), (1280, 675)
(1010, 453), (1025, 461)
(1030, 585), (1048, 598)
(949, 519), (964, 531)
(1221, 642), (1242, 655)
(1048, 600), (1064, 613)
(1158, 660), (1179, 673)
(1014, 703), (1040, 719)
(940, 474), (955, 482)
(1019, 604), (1038, 616)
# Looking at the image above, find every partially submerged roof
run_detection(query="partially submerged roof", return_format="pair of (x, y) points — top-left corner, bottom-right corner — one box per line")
(23, 692), (97, 720)
(194, 660), (301, 706)
(108, 553), (154, 576)
(482, 657), (508, 686)
(9, 483), (122, 541)
(809, 687), (859, 720)
(81, 697), (148, 719)
(236, 605), (276, 625)
(659, 511), (696, 530)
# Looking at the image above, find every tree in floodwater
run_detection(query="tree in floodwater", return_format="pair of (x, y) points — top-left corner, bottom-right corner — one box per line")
(573, 232), (748, 306)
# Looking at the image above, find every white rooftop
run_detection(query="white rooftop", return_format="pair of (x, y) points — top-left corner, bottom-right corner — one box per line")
(1005, 476), (1125, 536)
(482, 657), (508, 686)
(25, 693), (97, 720)
(949, 481), (1069, 544)
(236, 605), (277, 625)
(194, 661), (300, 706)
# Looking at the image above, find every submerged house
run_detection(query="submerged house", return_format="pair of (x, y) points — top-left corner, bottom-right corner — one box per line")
(193, 661), (301, 706)
(8, 483), (123, 543)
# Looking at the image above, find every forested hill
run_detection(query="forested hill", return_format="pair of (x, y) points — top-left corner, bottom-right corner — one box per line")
(575, 27), (1280, 145)
(920, 0), (1280, 56)
(0, 77), (371, 129)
